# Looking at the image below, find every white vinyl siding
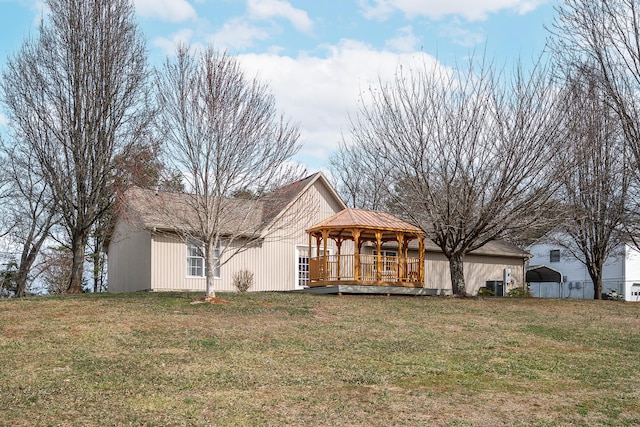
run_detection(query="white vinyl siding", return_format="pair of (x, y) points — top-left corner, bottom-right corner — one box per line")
(422, 250), (525, 295)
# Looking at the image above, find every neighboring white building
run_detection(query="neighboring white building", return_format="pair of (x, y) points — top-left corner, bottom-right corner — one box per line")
(527, 240), (640, 301)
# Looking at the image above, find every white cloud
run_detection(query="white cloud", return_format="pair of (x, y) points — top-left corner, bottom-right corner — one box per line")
(31, 1), (46, 26)
(359, 0), (548, 22)
(0, 113), (7, 127)
(247, 0), (313, 32)
(153, 29), (194, 55)
(209, 18), (271, 51)
(385, 25), (419, 52)
(237, 40), (445, 169)
(134, 0), (197, 22)
(438, 20), (485, 47)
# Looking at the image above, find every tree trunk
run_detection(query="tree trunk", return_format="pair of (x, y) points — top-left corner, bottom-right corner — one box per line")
(66, 232), (89, 294)
(93, 251), (99, 293)
(448, 253), (466, 296)
(91, 247), (105, 293)
(15, 264), (29, 298)
(16, 241), (35, 298)
(204, 239), (216, 299)
(16, 228), (51, 297)
(587, 264), (603, 300)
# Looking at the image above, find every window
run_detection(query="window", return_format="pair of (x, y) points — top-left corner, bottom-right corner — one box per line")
(549, 249), (560, 263)
(187, 241), (221, 278)
(187, 242), (204, 277)
(373, 250), (398, 272)
(296, 246), (309, 289)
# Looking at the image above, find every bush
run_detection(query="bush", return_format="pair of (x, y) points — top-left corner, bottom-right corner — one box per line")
(477, 287), (494, 297)
(232, 269), (254, 292)
(508, 286), (532, 298)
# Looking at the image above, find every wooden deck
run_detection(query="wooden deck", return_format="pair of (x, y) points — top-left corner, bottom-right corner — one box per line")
(309, 254), (424, 287)
(300, 285), (450, 296)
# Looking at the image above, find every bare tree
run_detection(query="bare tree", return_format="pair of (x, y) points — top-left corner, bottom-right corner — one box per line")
(345, 58), (565, 295)
(329, 140), (390, 210)
(551, 1), (640, 171)
(0, 0), (151, 293)
(550, 0), (640, 248)
(0, 141), (58, 297)
(155, 44), (302, 299)
(549, 64), (631, 300)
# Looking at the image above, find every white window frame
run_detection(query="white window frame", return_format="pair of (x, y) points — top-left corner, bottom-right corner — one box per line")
(295, 245), (310, 289)
(373, 250), (398, 272)
(186, 240), (221, 279)
(550, 249), (560, 263)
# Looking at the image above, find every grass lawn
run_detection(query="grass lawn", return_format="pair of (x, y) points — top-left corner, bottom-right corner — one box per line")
(0, 292), (639, 426)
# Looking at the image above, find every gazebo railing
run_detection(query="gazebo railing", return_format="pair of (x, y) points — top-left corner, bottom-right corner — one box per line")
(310, 254), (423, 285)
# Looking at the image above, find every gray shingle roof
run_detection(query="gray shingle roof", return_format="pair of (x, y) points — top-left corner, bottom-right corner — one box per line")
(116, 173), (329, 239)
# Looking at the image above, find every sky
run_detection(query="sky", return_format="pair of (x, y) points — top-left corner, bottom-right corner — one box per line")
(0, 0), (558, 172)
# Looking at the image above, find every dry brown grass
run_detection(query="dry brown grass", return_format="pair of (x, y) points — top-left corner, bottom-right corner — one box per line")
(0, 292), (638, 426)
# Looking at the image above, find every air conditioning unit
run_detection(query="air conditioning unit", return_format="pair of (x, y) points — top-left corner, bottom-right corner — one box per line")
(485, 280), (505, 297)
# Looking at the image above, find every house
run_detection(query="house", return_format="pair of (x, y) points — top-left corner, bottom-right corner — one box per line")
(106, 173), (347, 292)
(527, 240), (640, 301)
(106, 173), (532, 295)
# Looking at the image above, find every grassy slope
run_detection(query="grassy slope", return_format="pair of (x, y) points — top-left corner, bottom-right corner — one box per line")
(0, 292), (639, 426)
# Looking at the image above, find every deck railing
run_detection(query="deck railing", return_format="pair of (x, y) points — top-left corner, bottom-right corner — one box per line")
(309, 254), (423, 286)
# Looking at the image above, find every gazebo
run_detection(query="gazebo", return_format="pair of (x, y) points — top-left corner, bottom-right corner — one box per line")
(306, 208), (425, 288)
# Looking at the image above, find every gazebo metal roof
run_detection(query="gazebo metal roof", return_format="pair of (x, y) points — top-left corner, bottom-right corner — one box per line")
(307, 208), (423, 241)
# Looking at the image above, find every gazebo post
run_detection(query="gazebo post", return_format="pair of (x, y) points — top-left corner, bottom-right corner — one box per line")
(322, 230), (329, 281)
(352, 229), (361, 282)
(418, 236), (425, 286)
(308, 232), (312, 284)
(375, 231), (382, 283)
(396, 232), (404, 283)
(336, 239), (343, 280)
(315, 235), (322, 282)
(403, 238), (410, 282)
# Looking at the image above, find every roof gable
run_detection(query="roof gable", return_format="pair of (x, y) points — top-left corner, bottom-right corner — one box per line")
(261, 172), (347, 233)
